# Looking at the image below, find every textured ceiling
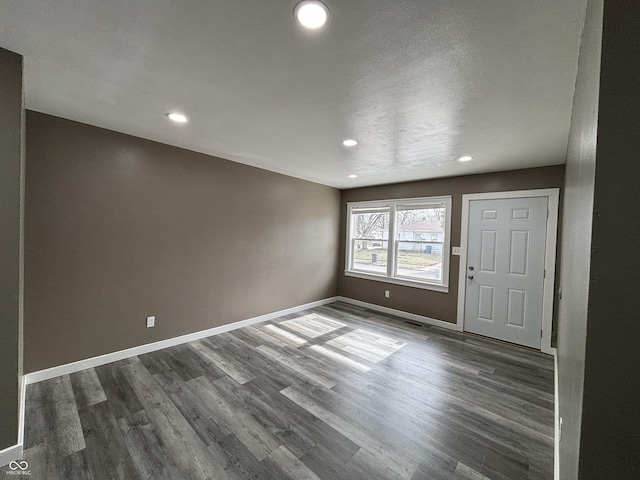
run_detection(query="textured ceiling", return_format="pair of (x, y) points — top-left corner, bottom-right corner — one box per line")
(0, 0), (586, 188)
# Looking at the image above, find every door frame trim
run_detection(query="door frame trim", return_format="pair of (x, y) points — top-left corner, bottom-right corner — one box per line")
(456, 188), (560, 355)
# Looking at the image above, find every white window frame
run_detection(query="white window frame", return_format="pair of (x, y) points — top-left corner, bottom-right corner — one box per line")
(345, 196), (452, 292)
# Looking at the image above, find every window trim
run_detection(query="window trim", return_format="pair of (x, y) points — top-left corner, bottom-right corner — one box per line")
(345, 195), (452, 292)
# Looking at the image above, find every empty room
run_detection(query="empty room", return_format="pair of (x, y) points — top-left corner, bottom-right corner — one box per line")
(1, 1), (638, 479)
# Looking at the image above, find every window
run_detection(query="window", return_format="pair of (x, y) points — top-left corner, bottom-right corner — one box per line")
(346, 196), (452, 292)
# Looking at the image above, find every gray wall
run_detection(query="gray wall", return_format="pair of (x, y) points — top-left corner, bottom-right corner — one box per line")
(0, 49), (24, 451)
(24, 112), (340, 373)
(339, 166), (564, 324)
(556, 0), (602, 477)
(577, 0), (640, 477)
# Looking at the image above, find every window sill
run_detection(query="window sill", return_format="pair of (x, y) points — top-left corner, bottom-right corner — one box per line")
(343, 270), (449, 293)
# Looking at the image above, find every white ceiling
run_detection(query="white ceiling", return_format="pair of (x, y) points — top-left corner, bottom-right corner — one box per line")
(0, 0), (586, 188)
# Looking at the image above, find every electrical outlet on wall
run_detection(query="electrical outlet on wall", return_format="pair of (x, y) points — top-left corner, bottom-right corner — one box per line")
(384, 290), (390, 298)
(146, 316), (155, 328)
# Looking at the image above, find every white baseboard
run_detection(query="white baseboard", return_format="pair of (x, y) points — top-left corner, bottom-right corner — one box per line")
(0, 443), (23, 469)
(17, 376), (25, 447)
(0, 378), (25, 468)
(24, 295), (454, 385)
(24, 297), (338, 385)
(337, 296), (459, 331)
(554, 352), (560, 480)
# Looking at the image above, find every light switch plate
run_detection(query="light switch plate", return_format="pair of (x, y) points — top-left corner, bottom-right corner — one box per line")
(452, 246), (461, 256)
(146, 316), (155, 328)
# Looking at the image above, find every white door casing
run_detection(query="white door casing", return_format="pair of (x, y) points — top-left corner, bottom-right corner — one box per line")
(457, 189), (559, 354)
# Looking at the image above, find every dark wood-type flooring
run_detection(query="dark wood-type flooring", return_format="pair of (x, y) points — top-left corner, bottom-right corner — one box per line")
(15, 302), (554, 479)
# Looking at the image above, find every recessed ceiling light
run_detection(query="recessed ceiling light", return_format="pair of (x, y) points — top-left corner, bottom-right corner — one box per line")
(458, 155), (473, 162)
(348, 174), (358, 178)
(166, 112), (188, 123)
(294, 1), (330, 30)
(342, 139), (358, 147)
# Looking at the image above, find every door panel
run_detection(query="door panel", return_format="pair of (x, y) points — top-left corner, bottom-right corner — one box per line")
(464, 197), (548, 349)
(509, 230), (529, 275)
(480, 230), (497, 272)
(478, 285), (495, 321)
(507, 288), (526, 327)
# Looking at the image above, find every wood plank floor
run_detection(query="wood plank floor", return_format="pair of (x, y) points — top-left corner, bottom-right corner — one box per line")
(17, 302), (554, 480)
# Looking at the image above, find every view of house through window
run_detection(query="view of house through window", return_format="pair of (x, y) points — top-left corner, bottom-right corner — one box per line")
(346, 197), (451, 290)
(395, 206), (446, 281)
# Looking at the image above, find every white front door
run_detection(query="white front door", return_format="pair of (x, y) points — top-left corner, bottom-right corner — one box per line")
(464, 196), (548, 349)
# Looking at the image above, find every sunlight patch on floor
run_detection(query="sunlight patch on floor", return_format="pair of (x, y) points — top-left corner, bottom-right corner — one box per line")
(309, 345), (371, 372)
(279, 314), (346, 338)
(326, 329), (406, 363)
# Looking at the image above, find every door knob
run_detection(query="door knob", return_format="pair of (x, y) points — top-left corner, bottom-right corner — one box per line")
(468, 275), (474, 280)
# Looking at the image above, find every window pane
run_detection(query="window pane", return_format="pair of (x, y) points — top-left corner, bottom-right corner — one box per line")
(352, 240), (388, 274)
(396, 207), (445, 282)
(396, 207), (445, 241)
(396, 242), (443, 281)
(352, 210), (389, 240)
(351, 209), (390, 274)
